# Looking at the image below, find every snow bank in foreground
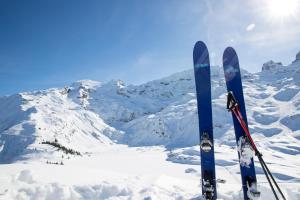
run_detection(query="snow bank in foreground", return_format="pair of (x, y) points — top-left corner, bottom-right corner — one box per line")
(1, 146), (299, 200)
(7, 170), (132, 200)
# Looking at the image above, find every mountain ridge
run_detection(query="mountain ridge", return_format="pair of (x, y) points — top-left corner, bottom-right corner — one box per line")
(0, 58), (300, 162)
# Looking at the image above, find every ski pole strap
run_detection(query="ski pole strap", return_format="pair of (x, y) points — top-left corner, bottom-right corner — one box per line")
(226, 91), (237, 111)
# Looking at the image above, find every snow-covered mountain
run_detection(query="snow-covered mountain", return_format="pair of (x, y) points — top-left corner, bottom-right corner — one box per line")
(0, 54), (300, 199)
(2, 58), (300, 155)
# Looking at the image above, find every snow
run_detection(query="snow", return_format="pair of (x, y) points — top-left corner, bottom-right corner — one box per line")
(0, 146), (201, 200)
(0, 55), (300, 199)
(237, 137), (254, 167)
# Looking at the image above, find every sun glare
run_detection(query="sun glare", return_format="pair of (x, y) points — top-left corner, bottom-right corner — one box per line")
(266, 0), (299, 19)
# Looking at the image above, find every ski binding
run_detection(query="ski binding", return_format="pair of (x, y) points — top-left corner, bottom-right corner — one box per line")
(202, 179), (214, 200)
(200, 132), (213, 152)
(246, 177), (260, 199)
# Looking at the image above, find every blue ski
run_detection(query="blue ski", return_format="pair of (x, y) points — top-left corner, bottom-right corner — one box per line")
(193, 41), (217, 200)
(223, 47), (259, 200)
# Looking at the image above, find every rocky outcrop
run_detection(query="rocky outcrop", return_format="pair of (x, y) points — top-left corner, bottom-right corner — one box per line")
(296, 51), (300, 61)
(262, 60), (283, 71)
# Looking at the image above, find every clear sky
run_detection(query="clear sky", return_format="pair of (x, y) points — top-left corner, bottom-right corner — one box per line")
(1, 0), (300, 95)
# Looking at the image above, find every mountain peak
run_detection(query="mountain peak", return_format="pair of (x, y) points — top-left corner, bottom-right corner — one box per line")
(70, 80), (101, 90)
(261, 60), (283, 71)
(296, 51), (300, 61)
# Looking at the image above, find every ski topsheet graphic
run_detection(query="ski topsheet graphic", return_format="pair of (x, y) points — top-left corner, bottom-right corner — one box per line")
(193, 41), (216, 200)
(223, 47), (259, 199)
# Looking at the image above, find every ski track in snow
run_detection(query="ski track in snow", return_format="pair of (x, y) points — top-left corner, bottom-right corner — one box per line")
(0, 59), (300, 199)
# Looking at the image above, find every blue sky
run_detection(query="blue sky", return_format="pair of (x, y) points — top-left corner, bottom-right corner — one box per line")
(0, 0), (300, 95)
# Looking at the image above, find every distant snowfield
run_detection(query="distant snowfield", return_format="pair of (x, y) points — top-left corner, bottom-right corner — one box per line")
(0, 59), (300, 199)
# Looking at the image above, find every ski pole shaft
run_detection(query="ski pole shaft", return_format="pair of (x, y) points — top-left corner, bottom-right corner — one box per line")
(258, 156), (279, 200)
(231, 104), (286, 200)
(259, 156), (286, 200)
(232, 107), (258, 152)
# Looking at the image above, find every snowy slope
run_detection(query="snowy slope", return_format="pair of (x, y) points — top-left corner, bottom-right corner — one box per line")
(0, 56), (300, 199)
(0, 88), (122, 163)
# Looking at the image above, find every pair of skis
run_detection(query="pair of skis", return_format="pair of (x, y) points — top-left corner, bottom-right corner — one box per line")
(193, 41), (285, 200)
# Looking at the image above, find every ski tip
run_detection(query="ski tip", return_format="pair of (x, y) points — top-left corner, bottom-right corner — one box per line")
(194, 41), (207, 50)
(223, 46), (239, 66)
(224, 46), (235, 52)
(223, 47), (237, 60)
(193, 41), (209, 66)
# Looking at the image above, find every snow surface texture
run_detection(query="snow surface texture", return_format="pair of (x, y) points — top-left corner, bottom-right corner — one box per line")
(0, 58), (300, 199)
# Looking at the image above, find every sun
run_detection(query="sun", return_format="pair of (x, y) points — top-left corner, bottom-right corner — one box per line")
(265, 0), (299, 20)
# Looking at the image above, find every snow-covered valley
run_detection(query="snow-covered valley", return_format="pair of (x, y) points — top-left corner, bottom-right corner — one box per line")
(0, 55), (300, 199)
